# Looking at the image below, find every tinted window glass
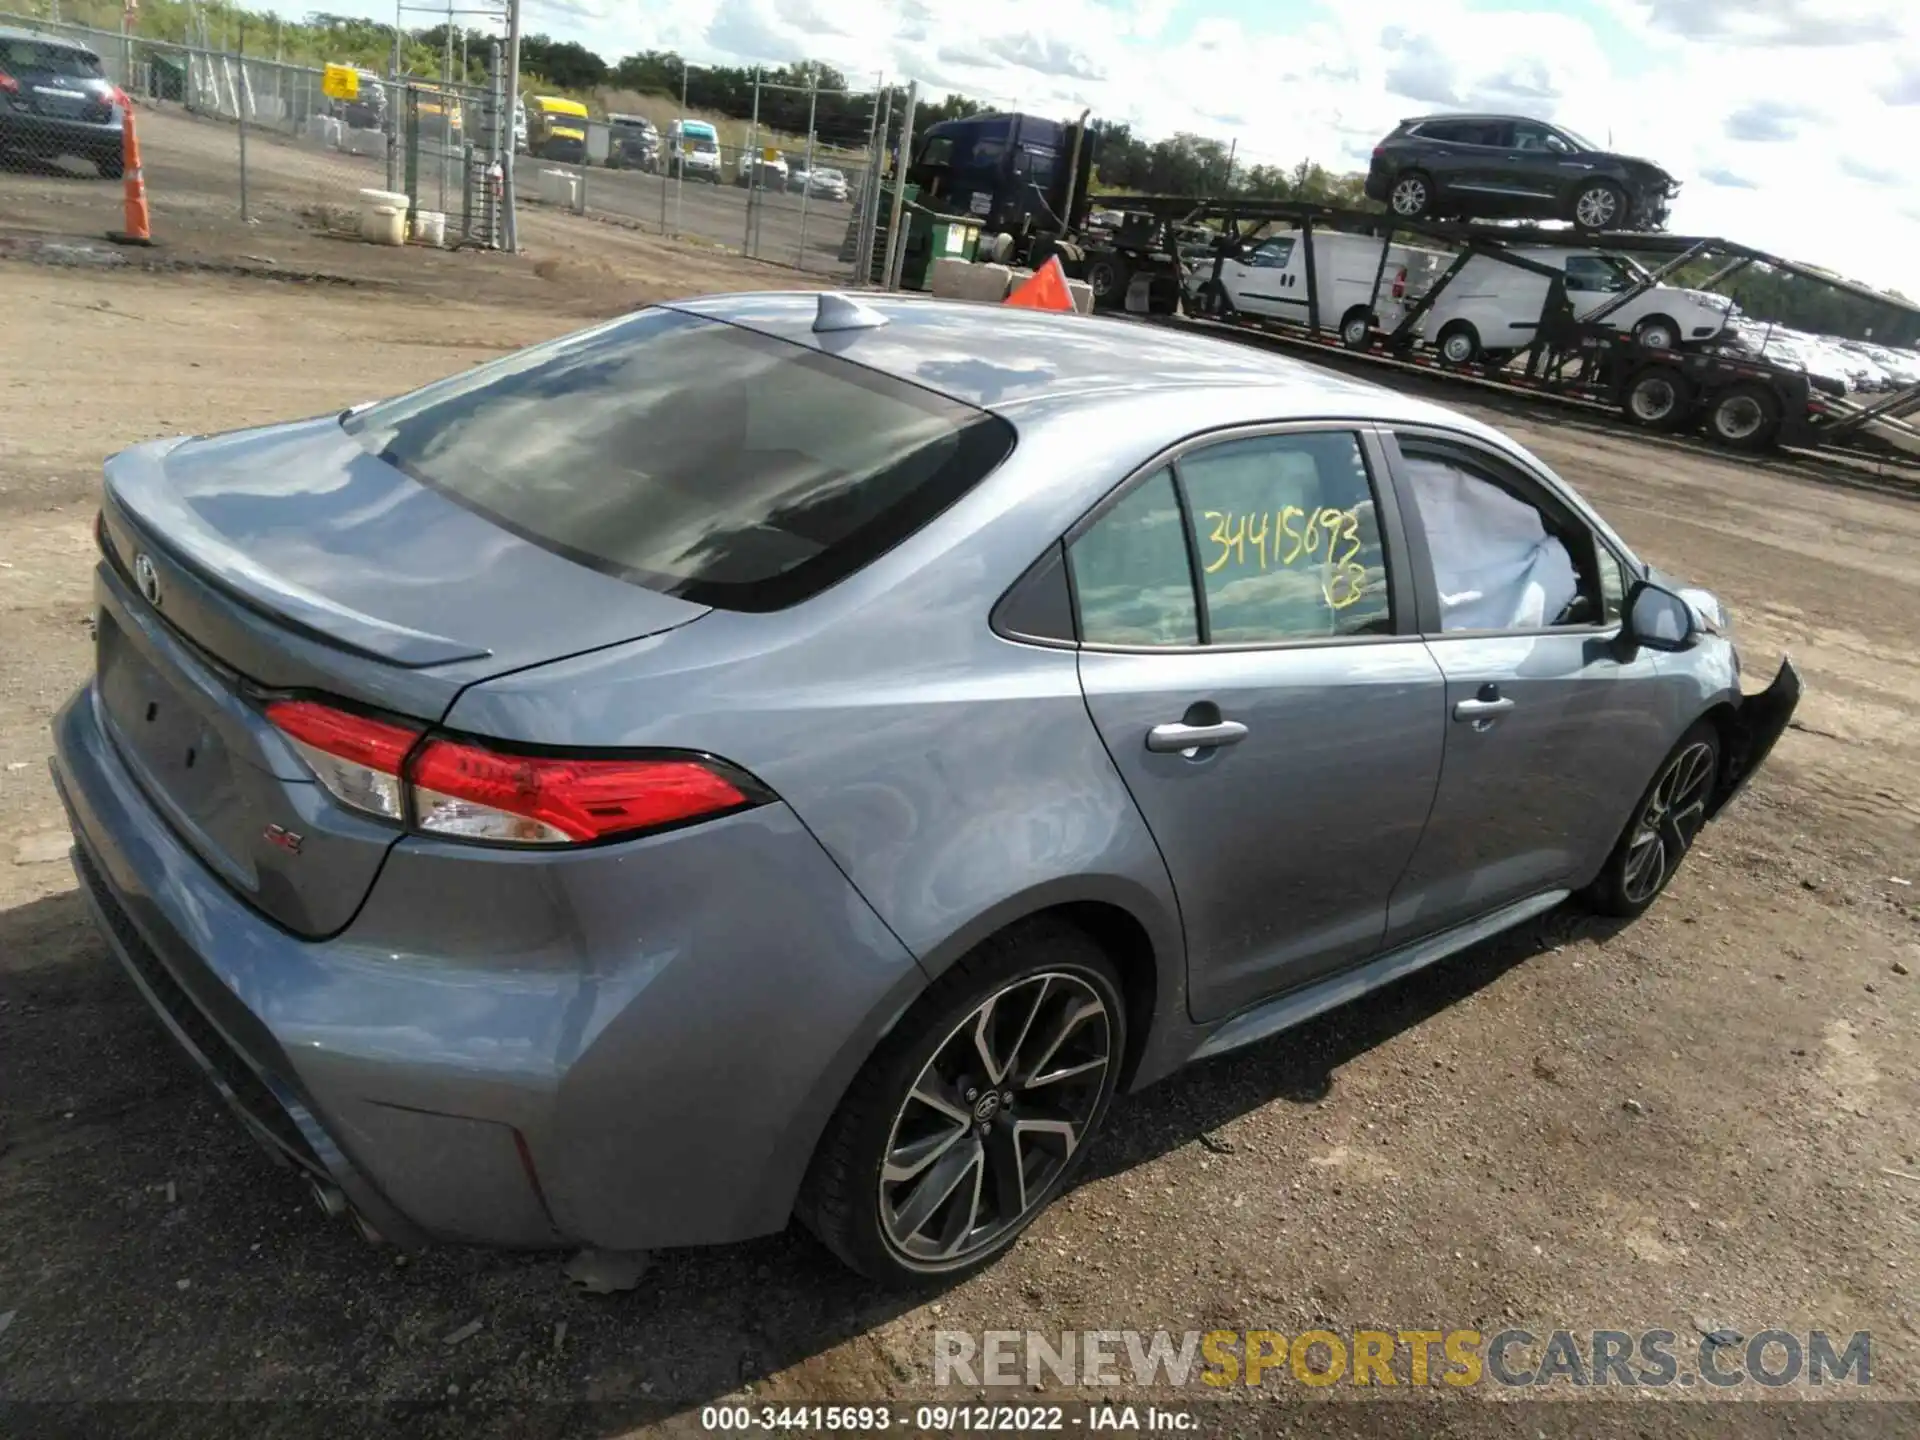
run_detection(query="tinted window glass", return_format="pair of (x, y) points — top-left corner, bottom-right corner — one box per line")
(1249, 237), (1294, 269)
(1415, 121), (1466, 143)
(3, 40), (102, 76)
(1068, 470), (1199, 646)
(1178, 433), (1392, 643)
(344, 308), (1015, 612)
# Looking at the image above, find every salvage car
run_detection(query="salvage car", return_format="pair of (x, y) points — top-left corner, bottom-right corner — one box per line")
(0, 27), (124, 178)
(1366, 114), (1679, 231)
(52, 294), (1798, 1286)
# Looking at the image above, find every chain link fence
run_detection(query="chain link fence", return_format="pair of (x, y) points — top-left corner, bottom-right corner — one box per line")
(4, 18), (888, 279)
(514, 63), (886, 280)
(1, 12), (508, 248)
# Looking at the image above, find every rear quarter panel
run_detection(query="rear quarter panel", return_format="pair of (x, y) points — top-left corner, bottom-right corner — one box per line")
(441, 405), (1193, 1072)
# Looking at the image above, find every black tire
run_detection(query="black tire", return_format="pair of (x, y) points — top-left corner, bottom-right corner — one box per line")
(1632, 315), (1679, 351)
(1436, 320), (1481, 366)
(1623, 365), (1695, 432)
(1338, 305), (1373, 349)
(1705, 382), (1781, 452)
(1388, 170), (1433, 220)
(1085, 256), (1130, 309)
(1570, 179), (1627, 231)
(1585, 722), (1721, 918)
(797, 918), (1127, 1287)
(96, 149), (124, 181)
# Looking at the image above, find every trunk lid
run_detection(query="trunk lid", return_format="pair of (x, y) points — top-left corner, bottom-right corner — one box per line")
(95, 418), (708, 936)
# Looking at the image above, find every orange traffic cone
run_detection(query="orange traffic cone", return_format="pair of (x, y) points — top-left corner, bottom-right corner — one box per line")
(1005, 254), (1076, 312)
(107, 101), (154, 247)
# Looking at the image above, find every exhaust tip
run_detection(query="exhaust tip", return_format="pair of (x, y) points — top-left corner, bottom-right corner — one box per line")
(308, 1179), (348, 1220)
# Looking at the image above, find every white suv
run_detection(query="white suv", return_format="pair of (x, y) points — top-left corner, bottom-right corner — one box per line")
(1421, 247), (1736, 364)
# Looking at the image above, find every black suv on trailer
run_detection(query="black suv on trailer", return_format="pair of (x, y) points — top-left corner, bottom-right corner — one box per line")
(0, 27), (124, 178)
(1366, 114), (1678, 231)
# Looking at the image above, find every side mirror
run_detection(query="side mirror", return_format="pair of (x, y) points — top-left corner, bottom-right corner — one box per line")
(1623, 580), (1697, 652)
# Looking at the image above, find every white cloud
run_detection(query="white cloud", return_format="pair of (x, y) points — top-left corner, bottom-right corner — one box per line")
(277, 0), (1920, 295)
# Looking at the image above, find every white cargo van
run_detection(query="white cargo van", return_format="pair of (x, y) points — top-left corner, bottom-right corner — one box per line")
(1188, 230), (1450, 344)
(1419, 247), (1736, 364)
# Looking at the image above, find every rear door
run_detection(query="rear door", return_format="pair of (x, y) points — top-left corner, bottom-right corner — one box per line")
(1070, 426), (1446, 1022)
(1377, 429), (1676, 944)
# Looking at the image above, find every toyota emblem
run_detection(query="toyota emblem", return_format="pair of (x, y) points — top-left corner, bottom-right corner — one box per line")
(133, 552), (161, 606)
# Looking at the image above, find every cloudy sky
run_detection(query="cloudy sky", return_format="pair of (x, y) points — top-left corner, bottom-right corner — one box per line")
(298, 0), (1917, 292)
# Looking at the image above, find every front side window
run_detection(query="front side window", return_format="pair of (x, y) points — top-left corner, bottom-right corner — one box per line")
(1249, 237), (1294, 269)
(1564, 255), (1628, 293)
(1395, 441), (1604, 632)
(1064, 432), (1394, 648)
(344, 307), (1015, 612)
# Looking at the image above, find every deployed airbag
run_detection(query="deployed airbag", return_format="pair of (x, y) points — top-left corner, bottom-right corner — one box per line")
(1403, 457), (1579, 631)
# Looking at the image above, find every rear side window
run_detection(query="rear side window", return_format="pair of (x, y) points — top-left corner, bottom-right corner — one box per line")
(344, 307), (1015, 612)
(1062, 431), (1394, 649)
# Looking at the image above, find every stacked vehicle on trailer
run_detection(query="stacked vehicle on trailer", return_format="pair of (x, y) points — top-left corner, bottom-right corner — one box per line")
(890, 108), (1920, 463)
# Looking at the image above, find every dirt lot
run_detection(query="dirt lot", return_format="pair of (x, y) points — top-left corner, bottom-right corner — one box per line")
(2, 195), (1919, 1438)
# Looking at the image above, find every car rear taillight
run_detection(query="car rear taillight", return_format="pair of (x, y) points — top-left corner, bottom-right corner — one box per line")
(0, 72), (19, 95)
(410, 739), (752, 845)
(267, 699), (418, 820)
(266, 697), (761, 847)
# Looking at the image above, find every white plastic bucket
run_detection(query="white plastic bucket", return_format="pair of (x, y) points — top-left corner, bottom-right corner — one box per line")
(360, 203), (405, 246)
(357, 187), (409, 211)
(413, 210), (446, 248)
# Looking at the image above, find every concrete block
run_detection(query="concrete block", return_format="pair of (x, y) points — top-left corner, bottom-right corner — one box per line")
(1067, 279), (1094, 315)
(930, 258), (1016, 304)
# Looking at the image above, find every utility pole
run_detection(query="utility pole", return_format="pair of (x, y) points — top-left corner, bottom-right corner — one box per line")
(501, 0), (521, 251)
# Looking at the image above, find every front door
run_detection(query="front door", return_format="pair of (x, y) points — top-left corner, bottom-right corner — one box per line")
(1222, 236), (1305, 321)
(1380, 432), (1678, 944)
(1067, 428), (1446, 1023)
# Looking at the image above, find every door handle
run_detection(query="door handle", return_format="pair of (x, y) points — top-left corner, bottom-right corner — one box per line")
(1453, 697), (1515, 720)
(1146, 720), (1249, 753)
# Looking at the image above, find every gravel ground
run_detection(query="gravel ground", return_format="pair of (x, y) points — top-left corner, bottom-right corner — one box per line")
(1, 206), (1917, 1439)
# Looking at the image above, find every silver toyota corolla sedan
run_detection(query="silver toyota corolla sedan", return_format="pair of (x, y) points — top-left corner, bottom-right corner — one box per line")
(51, 292), (1799, 1286)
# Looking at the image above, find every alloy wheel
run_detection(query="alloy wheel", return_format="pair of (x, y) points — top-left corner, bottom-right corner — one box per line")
(878, 972), (1112, 1270)
(1621, 740), (1716, 905)
(1391, 177), (1427, 216)
(1575, 186), (1619, 229)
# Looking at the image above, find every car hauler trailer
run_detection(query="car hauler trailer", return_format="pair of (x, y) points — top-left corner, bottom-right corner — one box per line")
(872, 112), (1920, 464)
(1052, 192), (1920, 462)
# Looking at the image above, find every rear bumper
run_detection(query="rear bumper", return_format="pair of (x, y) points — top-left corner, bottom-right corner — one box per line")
(50, 678), (927, 1253)
(1709, 656), (1801, 818)
(0, 111), (121, 154)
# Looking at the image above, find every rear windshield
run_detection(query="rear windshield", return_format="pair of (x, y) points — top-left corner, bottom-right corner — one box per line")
(342, 307), (1015, 611)
(3, 40), (104, 77)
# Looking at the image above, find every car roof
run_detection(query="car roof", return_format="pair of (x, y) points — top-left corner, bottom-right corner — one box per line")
(669, 292), (1498, 435)
(0, 25), (94, 50)
(1402, 113), (1560, 128)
